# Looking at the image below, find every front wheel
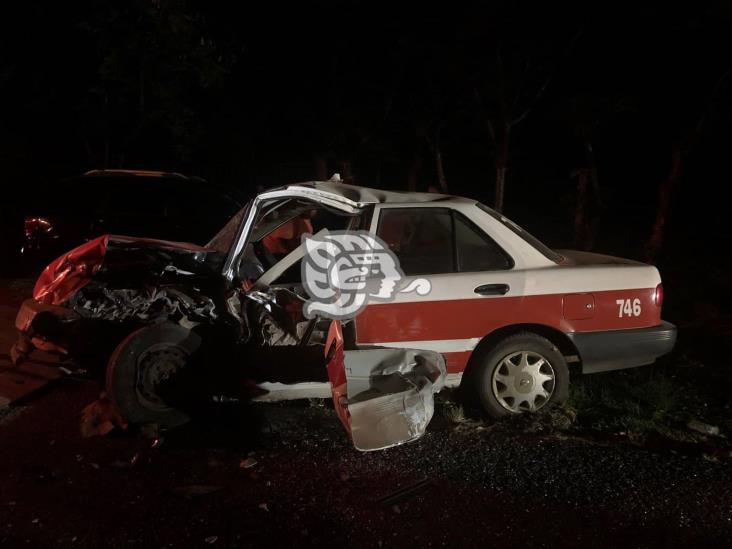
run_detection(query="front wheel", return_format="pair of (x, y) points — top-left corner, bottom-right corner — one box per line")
(474, 333), (569, 418)
(106, 322), (202, 428)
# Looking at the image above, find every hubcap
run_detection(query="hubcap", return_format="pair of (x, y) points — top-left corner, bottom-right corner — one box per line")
(136, 344), (190, 410)
(491, 350), (555, 413)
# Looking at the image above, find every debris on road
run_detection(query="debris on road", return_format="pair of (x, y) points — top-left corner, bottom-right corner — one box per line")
(239, 457), (258, 469)
(80, 392), (128, 437)
(171, 485), (222, 499)
(375, 478), (432, 507)
(109, 453), (140, 470)
(687, 419), (721, 437)
(0, 361), (63, 408)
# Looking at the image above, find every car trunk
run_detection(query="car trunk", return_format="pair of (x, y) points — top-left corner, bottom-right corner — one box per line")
(556, 249), (647, 267)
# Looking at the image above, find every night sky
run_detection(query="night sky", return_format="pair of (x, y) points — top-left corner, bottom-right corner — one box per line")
(1, 2), (731, 289)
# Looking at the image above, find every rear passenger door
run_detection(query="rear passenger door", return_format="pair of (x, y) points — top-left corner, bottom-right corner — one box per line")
(356, 206), (517, 376)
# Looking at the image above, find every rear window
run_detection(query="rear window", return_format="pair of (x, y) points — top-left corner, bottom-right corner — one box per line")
(476, 203), (562, 263)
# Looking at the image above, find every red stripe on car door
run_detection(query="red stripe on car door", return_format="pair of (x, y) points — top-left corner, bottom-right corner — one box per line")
(356, 288), (661, 373)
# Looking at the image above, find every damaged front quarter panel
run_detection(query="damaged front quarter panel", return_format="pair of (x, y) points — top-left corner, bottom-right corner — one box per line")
(345, 348), (446, 451)
(325, 323), (447, 451)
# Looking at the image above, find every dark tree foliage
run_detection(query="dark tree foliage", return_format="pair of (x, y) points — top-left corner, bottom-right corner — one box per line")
(78, 0), (233, 166)
(1, 1), (731, 272)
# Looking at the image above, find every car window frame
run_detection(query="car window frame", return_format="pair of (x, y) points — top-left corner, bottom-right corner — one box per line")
(267, 207), (370, 287)
(375, 206), (514, 276)
(249, 198), (361, 274)
(223, 188), (363, 281)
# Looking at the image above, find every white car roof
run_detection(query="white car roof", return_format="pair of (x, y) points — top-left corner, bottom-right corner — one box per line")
(278, 181), (471, 207)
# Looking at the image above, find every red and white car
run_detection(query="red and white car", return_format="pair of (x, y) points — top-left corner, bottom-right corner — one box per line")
(344, 186), (676, 414)
(12, 181), (676, 448)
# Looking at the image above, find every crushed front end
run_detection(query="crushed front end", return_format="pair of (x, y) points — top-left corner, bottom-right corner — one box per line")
(11, 234), (227, 368)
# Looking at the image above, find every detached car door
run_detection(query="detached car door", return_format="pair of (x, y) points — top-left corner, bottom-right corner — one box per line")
(356, 205), (519, 378)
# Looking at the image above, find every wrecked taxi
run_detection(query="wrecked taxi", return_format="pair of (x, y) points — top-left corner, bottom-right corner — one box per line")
(11, 180), (676, 448)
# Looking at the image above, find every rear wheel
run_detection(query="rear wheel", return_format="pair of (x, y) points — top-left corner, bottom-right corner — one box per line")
(474, 333), (569, 418)
(106, 322), (202, 428)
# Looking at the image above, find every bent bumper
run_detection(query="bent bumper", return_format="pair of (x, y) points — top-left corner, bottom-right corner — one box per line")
(568, 321), (677, 374)
(12, 299), (78, 361)
(16, 298), (77, 333)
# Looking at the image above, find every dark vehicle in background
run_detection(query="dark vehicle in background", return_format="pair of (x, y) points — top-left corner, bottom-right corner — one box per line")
(21, 169), (246, 271)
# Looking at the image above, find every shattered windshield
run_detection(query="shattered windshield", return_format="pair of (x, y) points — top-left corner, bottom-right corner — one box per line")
(252, 199), (307, 242)
(207, 203), (250, 253)
(249, 199), (360, 271)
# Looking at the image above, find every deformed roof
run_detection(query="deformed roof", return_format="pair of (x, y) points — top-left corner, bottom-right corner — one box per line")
(283, 181), (457, 205)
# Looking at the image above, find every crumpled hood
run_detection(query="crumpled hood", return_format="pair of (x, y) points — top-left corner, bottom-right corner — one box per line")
(34, 235), (219, 306)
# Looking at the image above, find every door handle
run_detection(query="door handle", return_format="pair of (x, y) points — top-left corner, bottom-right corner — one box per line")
(474, 283), (510, 296)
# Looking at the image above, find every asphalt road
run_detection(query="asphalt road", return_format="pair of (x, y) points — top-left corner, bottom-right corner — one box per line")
(1, 279), (731, 547)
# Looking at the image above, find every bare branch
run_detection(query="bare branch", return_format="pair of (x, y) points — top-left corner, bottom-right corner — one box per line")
(508, 73), (550, 128)
(473, 87), (497, 145)
(358, 56), (406, 148)
(509, 22), (586, 129)
(694, 64), (732, 136)
(509, 57), (531, 116)
(495, 46), (509, 122)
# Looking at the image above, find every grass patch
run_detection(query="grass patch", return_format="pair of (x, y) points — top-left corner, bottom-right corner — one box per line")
(565, 365), (698, 438)
(442, 400), (467, 424)
(497, 405), (577, 434)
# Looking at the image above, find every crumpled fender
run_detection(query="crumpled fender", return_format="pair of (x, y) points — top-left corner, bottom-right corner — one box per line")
(32, 234), (213, 306)
(34, 236), (109, 305)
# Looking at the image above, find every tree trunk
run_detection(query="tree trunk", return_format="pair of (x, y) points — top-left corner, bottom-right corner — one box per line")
(434, 142), (448, 193)
(646, 143), (684, 263)
(573, 168), (590, 249)
(494, 130), (510, 212)
(103, 91), (110, 169)
(407, 154), (422, 192)
(104, 136), (110, 169)
(338, 159), (353, 183)
(84, 138), (94, 167)
(139, 58), (146, 116)
(314, 155), (328, 180)
(582, 138), (602, 250)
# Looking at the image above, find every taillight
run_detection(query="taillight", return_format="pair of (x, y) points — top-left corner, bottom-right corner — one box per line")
(24, 217), (54, 239)
(654, 283), (664, 307)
